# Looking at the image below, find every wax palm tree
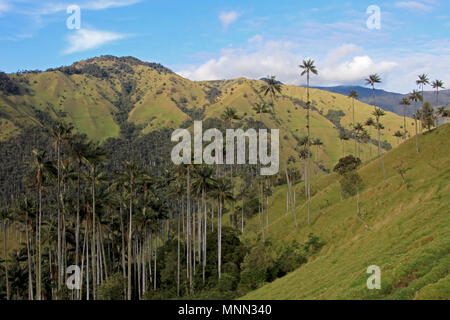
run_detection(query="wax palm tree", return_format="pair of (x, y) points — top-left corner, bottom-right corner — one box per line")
(84, 163), (107, 299)
(365, 118), (375, 159)
(260, 76), (282, 112)
(191, 165), (216, 284)
(214, 177), (234, 279)
(408, 90), (423, 153)
(372, 108), (387, 180)
(416, 74), (430, 132)
(263, 179), (273, 232)
(1, 207), (14, 300)
(359, 130), (371, 162)
(299, 59), (318, 225)
(353, 123), (365, 158)
(399, 98), (411, 139)
(114, 161), (146, 299)
(416, 74), (430, 98)
(348, 90), (359, 154)
(365, 74), (381, 106)
(47, 120), (73, 290)
(252, 102), (270, 125)
(14, 197), (35, 300)
(431, 80), (445, 105)
(312, 138), (323, 162)
(29, 149), (55, 300)
(67, 135), (90, 271)
(365, 74), (386, 180)
(221, 107), (240, 128)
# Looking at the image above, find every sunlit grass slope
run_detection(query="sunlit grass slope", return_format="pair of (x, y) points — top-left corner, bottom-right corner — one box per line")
(0, 56), (410, 169)
(241, 124), (450, 300)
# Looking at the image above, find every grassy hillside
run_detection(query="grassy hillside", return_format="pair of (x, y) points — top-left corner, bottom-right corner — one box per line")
(240, 124), (450, 299)
(0, 56), (410, 170)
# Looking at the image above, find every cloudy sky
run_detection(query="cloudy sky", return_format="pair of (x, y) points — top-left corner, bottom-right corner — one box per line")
(0, 0), (449, 93)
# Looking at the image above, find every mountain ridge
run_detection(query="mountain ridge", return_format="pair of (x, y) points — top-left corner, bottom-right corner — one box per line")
(311, 85), (450, 117)
(0, 56), (410, 171)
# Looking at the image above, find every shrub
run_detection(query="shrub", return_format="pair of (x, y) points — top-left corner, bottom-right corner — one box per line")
(303, 233), (325, 254)
(98, 273), (125, 300)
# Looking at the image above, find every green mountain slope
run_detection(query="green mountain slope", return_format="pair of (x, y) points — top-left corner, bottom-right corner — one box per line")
(241, 124), (450, 300)
(0, 56), (410, 170)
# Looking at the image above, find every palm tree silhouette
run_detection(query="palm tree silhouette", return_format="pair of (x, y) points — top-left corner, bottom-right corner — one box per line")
(365, 74), (386, 180)
(1, 207), (14, 300)
(353, 123), (365, 158)
(431, 80), (445, 105)
(416, 74), (430, 133)
(252, 102), (270, 126)
(416, 74), (430, 98)
(47, 120), (73, 290)
(348, 90), (359, 155)
(191, 165), (216, 284)
(299, 59), (318, 225)
(29, 149), (55, 300)
(371, 108), (387, 180)
(260, 76), (282, 112)
(399, 98), (411, 139)
(408, 90), (423, 153)
(214, 177), (234, 279)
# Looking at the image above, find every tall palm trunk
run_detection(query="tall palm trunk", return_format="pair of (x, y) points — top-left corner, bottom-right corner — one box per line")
(285, 168), (298, 227)
(75, 163), (81, 281)
(3, 220), (9, 300)
(91, 182), (97, 299)
(306, 72), (312, 225)
(86, 221), (90, 300)
(127, 185), (133, 300)
(187, 167), (193, 294)
(177, 211), (180, 296)
(218, 196), (222, 279)
(241, 194), (244, 233)
(259, 183), (264, 241)
(25, 212), (33, 300)
(421, 85), (425, 133)
(373, 86), (386, 180)
(353, 98), (357, 155)
(120, 206), (126, 298)
(414, 102), (419, 153)
(202, 188), (207, 285)
(56, 143), (62, 291)
(403, 106), (407, 139)
(37, 185), (42, 300)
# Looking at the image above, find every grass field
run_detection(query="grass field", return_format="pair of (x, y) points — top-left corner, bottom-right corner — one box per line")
(240, 124), (450, 299)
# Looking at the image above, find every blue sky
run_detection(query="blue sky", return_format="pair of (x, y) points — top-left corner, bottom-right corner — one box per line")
(0, 0), (449, 93)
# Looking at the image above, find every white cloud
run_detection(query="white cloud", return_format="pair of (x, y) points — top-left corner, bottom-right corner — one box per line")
(324, 44), (363, 66)
(395, 1), (434, 12)
(320, 46), (398, 83)
(82, 0), (142, 10)
(0, 0), (12, 15)
(25, 0), (141, 16)
(177, 40), (398, 88)
(64, 28), (125, 54)
(219, 11), (239, 28)
(178, 39), (302, 84)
